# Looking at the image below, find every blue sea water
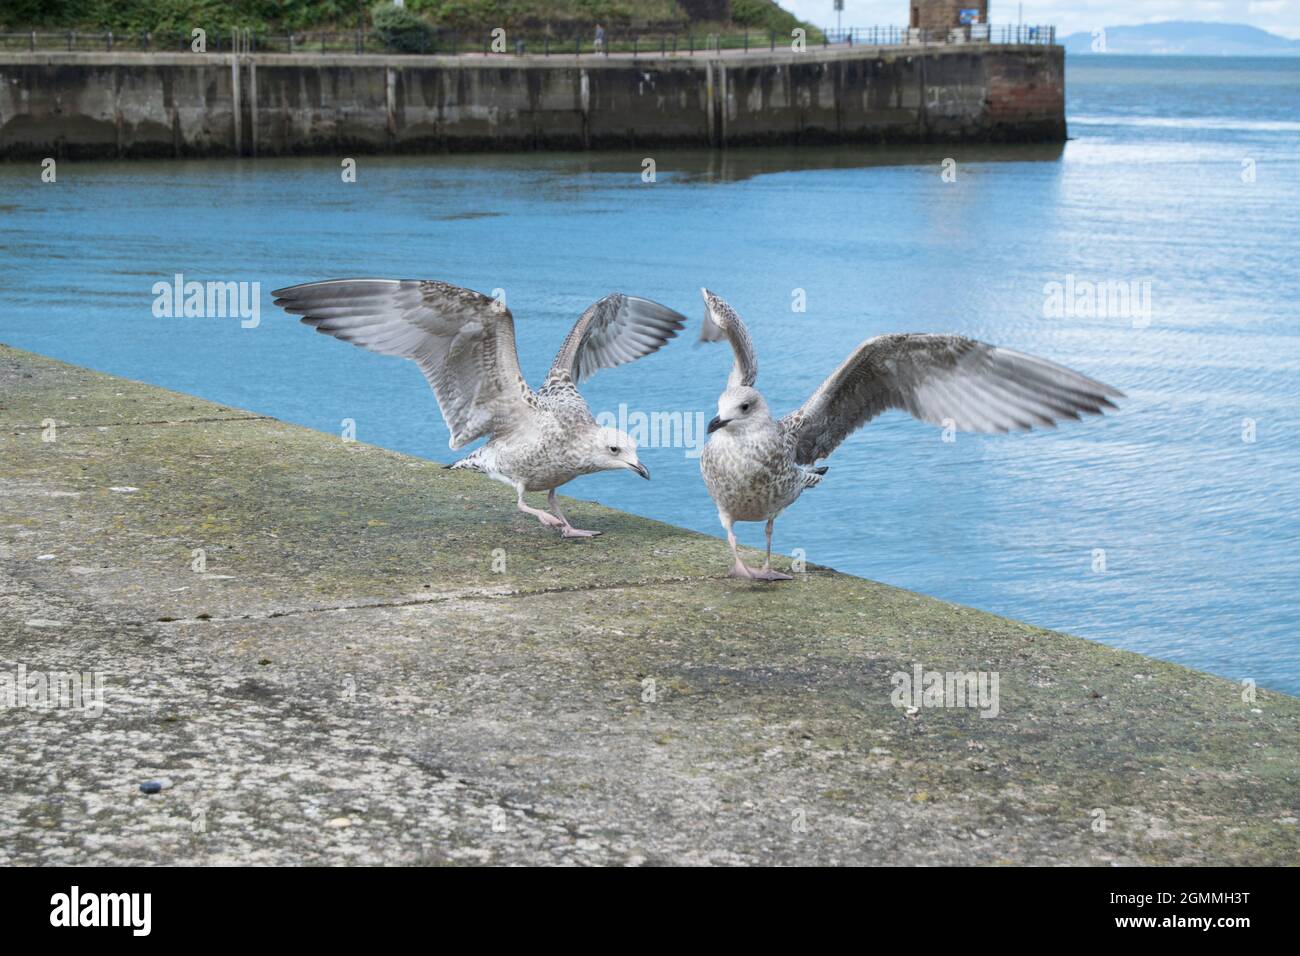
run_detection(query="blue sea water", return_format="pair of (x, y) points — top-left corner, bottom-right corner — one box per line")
(2, 55), (1297, 693)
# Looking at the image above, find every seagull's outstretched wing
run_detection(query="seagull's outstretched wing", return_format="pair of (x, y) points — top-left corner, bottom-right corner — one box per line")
(272, 278), (533, 449)
(781, 333), (1124, 465)
(548, 293), (687, 385)
(697, 288), (758, 388)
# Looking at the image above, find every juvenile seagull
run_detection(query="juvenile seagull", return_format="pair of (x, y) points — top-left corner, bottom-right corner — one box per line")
(273, 279), (686, 537)
(697, 289), (1123, 580)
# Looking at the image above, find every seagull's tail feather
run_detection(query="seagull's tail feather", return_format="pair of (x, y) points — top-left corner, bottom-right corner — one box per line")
(447, 448), (489, 474)
(801, 465), (829, 489)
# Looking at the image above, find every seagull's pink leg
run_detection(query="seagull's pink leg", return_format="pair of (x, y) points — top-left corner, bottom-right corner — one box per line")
(723, 516), (762, 579)
(517, 487), (565, 529)
(754, 518), (793, 581)
(549, 489), (601, 538)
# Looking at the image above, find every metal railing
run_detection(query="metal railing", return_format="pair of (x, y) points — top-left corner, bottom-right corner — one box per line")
(0, 24), (1057, 56)
(824, 24), (1054, 46)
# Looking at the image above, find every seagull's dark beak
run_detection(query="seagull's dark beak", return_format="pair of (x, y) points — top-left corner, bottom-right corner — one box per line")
(707, 416), (730, 434)
(630, 462), (650, 480)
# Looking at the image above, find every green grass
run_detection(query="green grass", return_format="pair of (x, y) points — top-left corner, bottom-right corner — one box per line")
(1, 0), (818, 37)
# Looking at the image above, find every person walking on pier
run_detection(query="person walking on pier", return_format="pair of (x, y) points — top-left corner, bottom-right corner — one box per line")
(594, 23), (606, 53)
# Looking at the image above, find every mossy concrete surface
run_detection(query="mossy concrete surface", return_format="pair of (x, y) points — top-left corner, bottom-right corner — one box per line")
(1, 344), (1296, 865)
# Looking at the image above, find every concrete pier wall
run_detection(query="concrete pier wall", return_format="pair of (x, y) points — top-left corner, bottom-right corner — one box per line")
(1, 344), (1296, 865)
(0, 45), (1065, 159)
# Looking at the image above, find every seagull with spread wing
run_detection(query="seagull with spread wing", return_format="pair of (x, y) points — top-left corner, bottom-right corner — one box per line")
(272, 279), (686, 538)
(697, 289), (1124, 580)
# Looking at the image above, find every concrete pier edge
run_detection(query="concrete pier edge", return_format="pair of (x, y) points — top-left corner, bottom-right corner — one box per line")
(1, 344), (1296, 865)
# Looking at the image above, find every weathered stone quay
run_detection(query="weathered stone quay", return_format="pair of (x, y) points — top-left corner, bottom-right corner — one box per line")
(1, 345), (1295, 865)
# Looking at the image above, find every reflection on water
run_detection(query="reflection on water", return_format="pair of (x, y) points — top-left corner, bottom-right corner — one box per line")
(1, 55), (1298, 693)
(511, 141), (1068, 183)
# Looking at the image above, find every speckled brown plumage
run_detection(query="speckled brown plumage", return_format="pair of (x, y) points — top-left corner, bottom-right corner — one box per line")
(696, 288), (1123, 580)
(273, 278), (685, 536)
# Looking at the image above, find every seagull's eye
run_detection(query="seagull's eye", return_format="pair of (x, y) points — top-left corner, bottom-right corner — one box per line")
(741, 403), (751, 412)
(609, 446), (620, 454)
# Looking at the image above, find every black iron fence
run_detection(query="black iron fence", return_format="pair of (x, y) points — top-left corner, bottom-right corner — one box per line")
(0, 24), (1056, 56)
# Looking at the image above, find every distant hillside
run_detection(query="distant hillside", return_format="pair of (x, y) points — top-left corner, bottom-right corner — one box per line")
(1, 0), (812, 36)
(1063, 21), (1300, 56)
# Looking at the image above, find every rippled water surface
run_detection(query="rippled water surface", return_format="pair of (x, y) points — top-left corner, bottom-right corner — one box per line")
(2, 55), (1297, 692)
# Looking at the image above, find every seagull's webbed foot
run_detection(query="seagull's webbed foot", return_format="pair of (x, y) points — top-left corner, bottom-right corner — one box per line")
(728, 557), (763, 579)
(517, 491), (566, 529)
(724, 520), (767, 580)
(722, 517), (792, 582)
(548, 489), (601, 539)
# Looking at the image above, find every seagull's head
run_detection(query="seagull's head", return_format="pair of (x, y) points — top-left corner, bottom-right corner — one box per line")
(592, 426), (649, 480)
(708, 386), (767, 435)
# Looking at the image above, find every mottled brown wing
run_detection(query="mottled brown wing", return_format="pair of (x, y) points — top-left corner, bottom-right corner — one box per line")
(548, 293), (687, 385)
(781, 333), (1124, 464)
(698, 288), (758, 388)
(272, 278), (531, 449)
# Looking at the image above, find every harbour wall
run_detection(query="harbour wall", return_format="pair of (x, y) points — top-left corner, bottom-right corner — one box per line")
(0, 44), (1065, 159)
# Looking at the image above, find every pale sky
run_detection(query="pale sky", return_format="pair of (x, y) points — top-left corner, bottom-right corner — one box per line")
(781, 0), (1300, 40)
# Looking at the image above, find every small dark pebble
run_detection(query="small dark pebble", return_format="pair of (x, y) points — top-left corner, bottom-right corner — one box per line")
(139, 781), (163, 794)
(258, 658), (272, 666)
(196, 613), (212, 620)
